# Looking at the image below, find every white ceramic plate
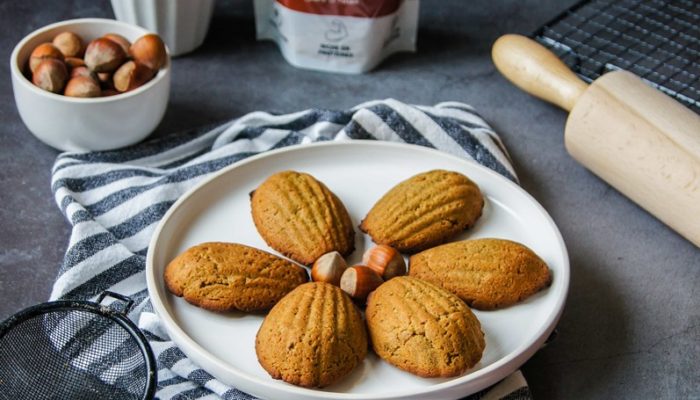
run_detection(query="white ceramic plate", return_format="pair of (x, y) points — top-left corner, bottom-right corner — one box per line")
(146, 141), (569, 400)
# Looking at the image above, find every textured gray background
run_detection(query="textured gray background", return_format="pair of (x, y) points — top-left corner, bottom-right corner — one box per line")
(1, 0), (698, 399)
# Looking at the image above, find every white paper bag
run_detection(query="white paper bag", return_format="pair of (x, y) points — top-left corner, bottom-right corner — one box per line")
(254, 0), (420, 73)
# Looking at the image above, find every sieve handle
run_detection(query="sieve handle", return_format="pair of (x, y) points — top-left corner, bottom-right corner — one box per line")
(97, 291), (135, 314)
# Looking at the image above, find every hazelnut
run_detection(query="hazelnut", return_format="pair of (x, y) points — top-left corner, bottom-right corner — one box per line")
(340, 265), (383, 303)
(70, 66), (97, 82)
(311, 251), (347, 286)
(65, 57), (86, 68)
(97, 72), (111, 81)
(96, 72), (113, 89)
(64, 76), (101, 98)
(113, 61), (155, 92)
(29, 43), (64, 73)
(52, 31), (83, 58)
(130, 34), (166, 70)
(102, 33), (131, 56)
(84, 38), (127, 72)
(32, 59), (67, 93)
(362, 244), (406, 280)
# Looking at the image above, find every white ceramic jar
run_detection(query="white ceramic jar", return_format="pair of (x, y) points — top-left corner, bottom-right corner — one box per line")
(111, 0), (216, 56)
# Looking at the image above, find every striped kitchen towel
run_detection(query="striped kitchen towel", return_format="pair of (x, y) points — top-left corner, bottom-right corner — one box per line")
(50, 99), (530, 400)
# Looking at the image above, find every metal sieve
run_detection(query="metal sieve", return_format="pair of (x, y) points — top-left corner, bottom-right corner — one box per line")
(0, 291), (157, 400)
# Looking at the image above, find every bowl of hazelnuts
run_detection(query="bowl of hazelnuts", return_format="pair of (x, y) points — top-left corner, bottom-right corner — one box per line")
(10, 18), (171, 151)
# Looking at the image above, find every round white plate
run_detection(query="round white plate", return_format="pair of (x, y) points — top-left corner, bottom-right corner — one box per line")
(146, 141), (569, 400)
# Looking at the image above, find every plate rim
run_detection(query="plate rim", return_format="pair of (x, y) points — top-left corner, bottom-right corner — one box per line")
(146, 140), (570, 399)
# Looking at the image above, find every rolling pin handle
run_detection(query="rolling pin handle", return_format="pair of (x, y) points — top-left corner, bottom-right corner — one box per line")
(492, 34), (588, 112)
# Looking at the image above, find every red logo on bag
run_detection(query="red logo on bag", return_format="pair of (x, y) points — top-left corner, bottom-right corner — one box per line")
(277, 0), (401, 18)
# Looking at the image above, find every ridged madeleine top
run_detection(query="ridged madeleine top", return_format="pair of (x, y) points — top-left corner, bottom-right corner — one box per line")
(409, 238), (552, 310)
(360, 169), (483, 253)
(251, 171), (355, 265)
(164, 242), (308, 312)
(366, 276), (485, 378)
(255, 282), (368, 388)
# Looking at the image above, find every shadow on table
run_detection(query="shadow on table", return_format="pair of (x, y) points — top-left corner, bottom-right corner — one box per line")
(523, 246), (634, 398)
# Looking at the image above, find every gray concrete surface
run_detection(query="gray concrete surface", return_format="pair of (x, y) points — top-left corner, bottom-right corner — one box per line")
(1, 0), (698, 398)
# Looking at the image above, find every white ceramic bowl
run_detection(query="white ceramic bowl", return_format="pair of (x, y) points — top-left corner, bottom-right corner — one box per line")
(10, 18), (171, 152)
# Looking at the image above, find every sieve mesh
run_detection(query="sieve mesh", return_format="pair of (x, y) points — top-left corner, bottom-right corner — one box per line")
(0, 295), (155, 400)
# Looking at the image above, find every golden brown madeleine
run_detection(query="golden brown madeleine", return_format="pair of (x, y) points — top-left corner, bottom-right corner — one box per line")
(366, 276), (485, 377)
(255, 282), (368, 388)
(164, 242), (308, 312)
(360, 170), (483, 253)
(409, 238), (552, 310)
(250, 171), (355, 265)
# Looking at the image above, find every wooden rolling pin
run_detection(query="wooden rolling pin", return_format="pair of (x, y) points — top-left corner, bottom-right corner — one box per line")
(492, 34), (700, 247)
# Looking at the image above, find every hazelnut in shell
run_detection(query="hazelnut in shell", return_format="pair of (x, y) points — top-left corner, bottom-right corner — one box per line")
(52, 31), (83, 58)
(65, 57), (86, 68)
(130, 34), (167, 70)
(102, 33), (131, 56)
(362, 244), (406, 280)
(96, 72), (113, 89)
(32, 59), (67, 94)
(84, 38), (127, 73)
(311, 251), (347, 286)
(340, 265), (383, 303)
(29, 43), (64, 73)
(70, 66), (97, 82)
(64, 76), (101, 98)
(113, 61), (155, 92)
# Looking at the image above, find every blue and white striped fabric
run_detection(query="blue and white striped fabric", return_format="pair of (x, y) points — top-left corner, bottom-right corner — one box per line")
(50, 99), (531, 400)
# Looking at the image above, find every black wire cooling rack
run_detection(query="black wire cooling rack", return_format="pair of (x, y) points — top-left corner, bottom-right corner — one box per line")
(534, 0), (700, 114)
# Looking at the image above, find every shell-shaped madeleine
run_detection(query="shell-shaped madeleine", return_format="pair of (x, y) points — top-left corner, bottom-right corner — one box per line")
(164, 242), (308, 312)
(366, 276), (485, 378)
(251, 171), (355, 265)
(255, 282), (368, 388)
(360, 170), (483, 253)
(409, 238), (552, 310)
